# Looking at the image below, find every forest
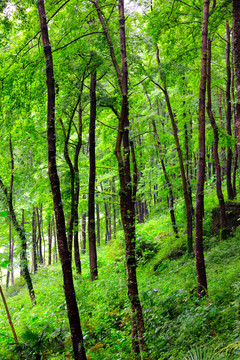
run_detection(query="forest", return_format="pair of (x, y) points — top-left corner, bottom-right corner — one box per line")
(0, 0), (240, 359)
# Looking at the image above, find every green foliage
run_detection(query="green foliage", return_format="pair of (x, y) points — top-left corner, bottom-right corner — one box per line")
(10, 325), (66, 360)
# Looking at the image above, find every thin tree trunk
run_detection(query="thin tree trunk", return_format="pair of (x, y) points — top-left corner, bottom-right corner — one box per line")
(226, 19), (234, 200)
(6, 218), (11, 289)
(32, 206), (37, 274)
(156, 48), (193, 253)
(207, 38), (228, 239)
(88, 71), (98, 281)
(11, 236), (14, 286)
(0, 138), (35, 305)
(48, 219), (52, 265)
(37, 2), (86, 358)
(195, 0), (209, 297)
(112, 180), (117, 239)
(81, 211), (86, 254)
(152, 119), (179, 236)
(96, 203), (101, 246)
(0, 285), (23, 360)
(231, 37), (237, 198)
(108, 182), (112, 242)
(36, 206), (43, 264)
(74, 101), (84, 275)
(52, 215), (58, 263)
(104, 200), (109, 243)
(233, 0), (240, 194)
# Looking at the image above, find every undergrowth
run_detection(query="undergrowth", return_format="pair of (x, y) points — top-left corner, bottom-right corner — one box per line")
(0, 199), (240, 359)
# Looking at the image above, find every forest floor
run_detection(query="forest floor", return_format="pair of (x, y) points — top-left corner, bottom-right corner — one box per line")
(1, 191), (240, 359)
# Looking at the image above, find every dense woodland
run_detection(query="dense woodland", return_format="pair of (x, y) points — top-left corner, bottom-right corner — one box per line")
(0, 0), (240, 359)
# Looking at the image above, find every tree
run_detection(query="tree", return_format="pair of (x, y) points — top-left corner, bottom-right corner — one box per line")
(37, 1), (87, 358)
(207, 36), (227, 239)
(88, 71), (98, 281)
(195, 0), (210, 298)
(93, 0), (149, 357)
(233, 0), (240, 192)
(0, 138), (36, 305)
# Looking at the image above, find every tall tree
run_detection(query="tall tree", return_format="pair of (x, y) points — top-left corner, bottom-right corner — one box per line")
(32, 206), (37, 274)
(225, 19), (234, 200)
(233, 0), (240, 193)
(37, 1), (87, 358)
(207, 37), (227, 239)
(88, 71), (98, 281)
(0, 138), (36, 305)
(195, 0), (210, 297)
(93, 0), (149, 357)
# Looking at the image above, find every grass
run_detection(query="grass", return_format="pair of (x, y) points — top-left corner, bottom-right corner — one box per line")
(1, 198), (240, 359)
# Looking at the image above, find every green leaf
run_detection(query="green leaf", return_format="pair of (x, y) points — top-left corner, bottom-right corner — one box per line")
(0, 260), (10, 268)
(0, 211), (8, 217)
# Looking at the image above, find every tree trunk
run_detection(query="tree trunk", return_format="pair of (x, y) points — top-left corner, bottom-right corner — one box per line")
(195, 0), (209, 297)
(96, 203), (101, 246)
(94, 0), (148, 356)
(32, 207), (37, 274)
(226, 19), (234, 200)
(37, 1), (86, 358)
(152, 119), (179, 236)
(36, 206), (43, 264)
(88, 71), (98, 281)
(108, 182), (112, 242)
(156, 48), (193, 253)
(74, 102), (84, 275)
(81, 211), (86, 254)
(6, 219), (12, 289)
(52, 215), (58, 263)
(0, 138), (35, 305)
(48, 219), (52, 265)
(104, 200), (109, 243)
(233, 0), (240, 194)
(207, 38), (228, 239)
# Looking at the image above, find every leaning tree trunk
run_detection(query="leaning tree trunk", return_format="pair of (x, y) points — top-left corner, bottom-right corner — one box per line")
(156, 48), (193, 254)
(233, 0), (240, 194)
(37, 1), (87, 359)
(152, 119), (179, 236)
(88, 71), (98, 281)
(195, 0), (209, 297)
(0, 138), (36, 305)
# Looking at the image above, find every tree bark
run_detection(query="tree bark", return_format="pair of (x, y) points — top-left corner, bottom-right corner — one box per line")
(73, 102), (83, 275)
(0, 285), (23, 360)
(0, 138), (35, 305)
(233, 0), (240, 194)
(48, 219), (52, 265)
(37, 1), (86, 358)
(226, 19), (234, 200)
(152, 119), (179, 236)
(52, 215), (58, 263)
(96, 203), (101, 246)
(88, 71), (98, 281)
(6, 218), (12, 289)
(32, 207), (37, 273)
(195, 0), (209, 297)
(207, 38), (228, 239)
(81, 210), (86, 254)
(36, 206), (43, 264)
